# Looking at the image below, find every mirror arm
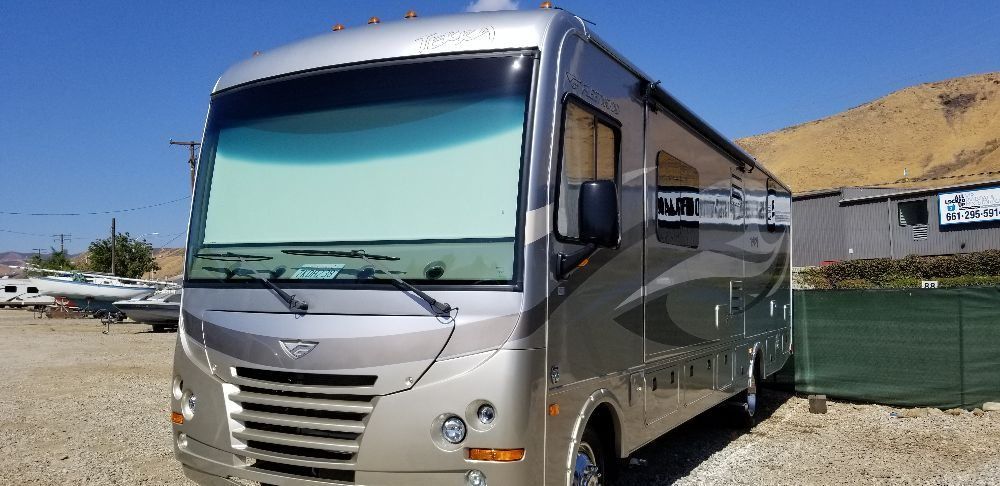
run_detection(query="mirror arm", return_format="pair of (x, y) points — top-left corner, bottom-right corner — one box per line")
(557, 243), (597, 279)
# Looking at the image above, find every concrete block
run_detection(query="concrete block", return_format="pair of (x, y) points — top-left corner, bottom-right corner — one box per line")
(808, 394), (827, 414)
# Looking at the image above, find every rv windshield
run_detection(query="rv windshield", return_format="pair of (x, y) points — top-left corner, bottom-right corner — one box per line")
(186, 55), (533, 285)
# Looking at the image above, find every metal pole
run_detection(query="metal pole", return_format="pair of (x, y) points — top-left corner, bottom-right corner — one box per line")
(52, 233), (71, 253)
(111, 218), (116, 276)
(170, 140), (201, 191)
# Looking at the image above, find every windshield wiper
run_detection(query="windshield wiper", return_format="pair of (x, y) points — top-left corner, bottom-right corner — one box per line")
(285, 249), (453, 316)
(198, 254), (309, 312)
(234, 268), (309, 312)
(196, 251), (273, 262)
(282, 249), (399, 261)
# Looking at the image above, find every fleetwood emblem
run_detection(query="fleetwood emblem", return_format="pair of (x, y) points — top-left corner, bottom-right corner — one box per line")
(279, 340), (319, 359)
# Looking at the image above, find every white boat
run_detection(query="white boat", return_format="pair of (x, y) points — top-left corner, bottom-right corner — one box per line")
(113, 289), (181, 330)
(29, 274), (156, 303)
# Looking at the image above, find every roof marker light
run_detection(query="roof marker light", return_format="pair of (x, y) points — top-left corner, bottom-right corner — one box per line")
(368, 16), (381, 25)
(540, 1), (554, 8)
(332, 23), (345, 31)
(404, 10), (418, 19)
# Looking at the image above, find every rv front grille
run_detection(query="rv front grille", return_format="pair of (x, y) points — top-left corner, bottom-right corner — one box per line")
(251, 460), (355, 483)
(226, 366), (377, 482)
(245, 440), (354, 461)
(235, 367), (376, 387)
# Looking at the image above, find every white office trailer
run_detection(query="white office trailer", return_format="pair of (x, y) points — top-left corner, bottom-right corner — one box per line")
(171, 7), (792, 485)
(794, 179), (1000, 266)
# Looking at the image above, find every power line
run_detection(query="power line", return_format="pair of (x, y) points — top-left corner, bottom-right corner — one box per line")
(0, 228), (50, 237)
(0, 195), (189, 216)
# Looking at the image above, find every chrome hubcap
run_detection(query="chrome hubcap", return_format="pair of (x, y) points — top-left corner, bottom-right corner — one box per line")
(573, 442), (602, 486)
(746, 391), (757, 417)
(745, 374), (758, 417)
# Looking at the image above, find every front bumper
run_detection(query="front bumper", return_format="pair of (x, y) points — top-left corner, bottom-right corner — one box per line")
(172, 339), (546, 485)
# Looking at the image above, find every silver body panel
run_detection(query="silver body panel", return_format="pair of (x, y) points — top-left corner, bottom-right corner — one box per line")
(174, 8), (791, 486)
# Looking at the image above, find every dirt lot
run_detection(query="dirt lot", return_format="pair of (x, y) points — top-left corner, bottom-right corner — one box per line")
(1, 310), (999, 485)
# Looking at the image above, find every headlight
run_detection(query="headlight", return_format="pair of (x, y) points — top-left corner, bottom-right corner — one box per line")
(477, 404), (496, 425)
(181, 390), (197, 420)
(441, 416), (466, 444)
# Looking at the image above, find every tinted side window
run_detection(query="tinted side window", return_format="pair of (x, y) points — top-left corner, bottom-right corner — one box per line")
(4, 285), (16, 293)
(27, 287), (39, 293)
(556, 101), (618, 240)
(655, 151), (699, 248)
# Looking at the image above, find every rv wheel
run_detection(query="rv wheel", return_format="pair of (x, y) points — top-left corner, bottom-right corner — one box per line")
(733, 359), (762, 427)
(574, 429), (606, 486)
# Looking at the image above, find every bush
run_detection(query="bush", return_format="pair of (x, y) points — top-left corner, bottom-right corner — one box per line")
(804, 250), (1000, 289)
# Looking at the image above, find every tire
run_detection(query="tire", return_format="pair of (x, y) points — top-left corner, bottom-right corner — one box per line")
(733, 356), (762, 428)
(574, 428), (608, 486)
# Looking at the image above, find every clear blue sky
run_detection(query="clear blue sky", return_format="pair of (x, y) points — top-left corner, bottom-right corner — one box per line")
(2, 0), (998, 253)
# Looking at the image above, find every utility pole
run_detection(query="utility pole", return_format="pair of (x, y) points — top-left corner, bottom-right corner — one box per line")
(170, 139), (201, 191)
(110, 218), (116, 276)
(32, 248), (45, 257)
(52, 233), (72, 253)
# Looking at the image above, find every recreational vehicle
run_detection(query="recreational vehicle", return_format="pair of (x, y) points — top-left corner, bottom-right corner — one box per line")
(0, 278), (54, 309)
(172, 7), (792, 485)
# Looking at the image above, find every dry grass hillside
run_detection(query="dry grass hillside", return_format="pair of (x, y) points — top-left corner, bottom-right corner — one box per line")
(737, 72), (1000, 193)
(153, 248), (185, 280)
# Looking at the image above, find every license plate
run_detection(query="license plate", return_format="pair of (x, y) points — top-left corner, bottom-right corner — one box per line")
(291, 264), (346, 280)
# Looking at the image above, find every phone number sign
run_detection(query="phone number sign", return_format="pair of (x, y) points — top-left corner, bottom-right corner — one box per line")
(939, 185), (1000, 225)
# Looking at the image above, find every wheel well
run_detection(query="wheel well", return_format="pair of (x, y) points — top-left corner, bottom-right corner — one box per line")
(586, 403), (620, 460)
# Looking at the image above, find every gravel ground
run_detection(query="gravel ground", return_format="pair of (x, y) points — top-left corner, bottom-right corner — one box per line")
(1, 309), (999, 485)
(0, 310), (187, 485)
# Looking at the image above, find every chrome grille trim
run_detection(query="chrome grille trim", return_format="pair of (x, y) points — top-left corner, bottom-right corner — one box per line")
(232, 428), (360, 453)
(232, 410), (366, 434)
(230, 390), (374, 414)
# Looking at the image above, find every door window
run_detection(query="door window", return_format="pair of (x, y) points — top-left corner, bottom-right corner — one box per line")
(556, 100), (619, 240)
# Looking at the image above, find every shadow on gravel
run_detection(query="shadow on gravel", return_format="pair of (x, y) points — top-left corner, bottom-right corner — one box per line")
(615, 386), (793, 486)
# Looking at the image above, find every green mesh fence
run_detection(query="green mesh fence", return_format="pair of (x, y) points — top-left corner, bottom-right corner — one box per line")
(786, 287), (1000, 409)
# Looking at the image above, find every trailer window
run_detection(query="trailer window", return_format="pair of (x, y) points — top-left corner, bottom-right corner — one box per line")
(898, 200), (928, 226)
(4, 285), (15, 293)
(27, 287), (38, 293)
(655, 151), (699, 248)
(556, 100), (619, 240)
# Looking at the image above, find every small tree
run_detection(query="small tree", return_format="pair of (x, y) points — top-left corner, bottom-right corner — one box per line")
(26, 248), (75, 274)
(86, 232), (160, 279)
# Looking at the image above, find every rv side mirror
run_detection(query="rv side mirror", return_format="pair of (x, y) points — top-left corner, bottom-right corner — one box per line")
(578, 180), (619, 248)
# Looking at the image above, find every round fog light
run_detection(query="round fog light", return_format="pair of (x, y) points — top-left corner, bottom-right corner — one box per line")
(442, 416), (467, 444)
(477, 404), (496, 425)
(181, 391), (197, 420)
(176, 432), (188, 449)
(466, 469), (487, 486)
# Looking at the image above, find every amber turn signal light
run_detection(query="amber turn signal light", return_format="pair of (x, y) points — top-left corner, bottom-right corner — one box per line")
(467, 448), (525, 462)
(540, 1), (554, 8)
(171, 411), (184, 425)
(548, 403), (560, 416)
